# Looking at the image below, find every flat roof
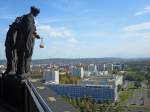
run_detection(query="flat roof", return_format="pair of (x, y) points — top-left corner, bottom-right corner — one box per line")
(31, 79), (77, 112)
(46, 83), (113, 88)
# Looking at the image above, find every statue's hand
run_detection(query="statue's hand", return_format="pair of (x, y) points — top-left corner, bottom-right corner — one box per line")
(36, 34), (40, 39)
(33, 32), (40, 39)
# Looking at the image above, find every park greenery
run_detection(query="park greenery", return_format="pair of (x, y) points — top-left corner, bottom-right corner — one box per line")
(124, 71), (150, 88)
(124, 71), (150, 82)
(119, 90), (133, 102)
(59, 73), (80, 84)
(63, 96), (123, 112)
(148, 89), (150, 98)
(124, 61), (150, 88)
(60, 61), (150, 111)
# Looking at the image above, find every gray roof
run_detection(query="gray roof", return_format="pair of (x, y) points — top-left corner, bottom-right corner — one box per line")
(32, 80), (77, 112)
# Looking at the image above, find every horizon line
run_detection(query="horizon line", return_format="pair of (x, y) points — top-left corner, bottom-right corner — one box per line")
(1, 57), (150, 61)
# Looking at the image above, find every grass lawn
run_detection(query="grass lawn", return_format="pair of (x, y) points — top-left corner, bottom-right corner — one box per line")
(147, 89), (150, 98)
(127, 82), (135, 89)
(119, 90), (133, 102)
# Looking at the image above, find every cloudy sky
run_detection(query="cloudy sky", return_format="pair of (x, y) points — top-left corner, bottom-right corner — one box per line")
(0, 0), (150, 59)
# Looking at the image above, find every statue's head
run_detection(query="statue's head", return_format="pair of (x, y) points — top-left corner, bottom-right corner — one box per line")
(30, 6), (40, 17)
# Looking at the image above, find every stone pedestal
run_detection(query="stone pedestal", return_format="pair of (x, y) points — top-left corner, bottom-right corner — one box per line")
(0, 74), (25, 112)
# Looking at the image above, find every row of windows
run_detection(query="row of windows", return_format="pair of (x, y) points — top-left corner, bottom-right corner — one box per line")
(49, 85), (116, 101)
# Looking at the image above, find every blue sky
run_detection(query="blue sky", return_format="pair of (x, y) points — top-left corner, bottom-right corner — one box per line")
(0, 0), (150, 59)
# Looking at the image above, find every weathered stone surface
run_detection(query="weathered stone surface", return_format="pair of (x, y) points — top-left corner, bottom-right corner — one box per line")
(0, 74), (25, 112)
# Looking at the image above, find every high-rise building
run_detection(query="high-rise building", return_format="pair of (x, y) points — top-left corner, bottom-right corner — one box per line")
(97, 64), (105, 71)
(88, 64), (97, 72)
(43, 69), (59, 84)
(112, 63), (126, 71)
(71, 67), (84, 78)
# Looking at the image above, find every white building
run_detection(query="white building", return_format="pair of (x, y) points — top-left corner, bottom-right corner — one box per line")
(99, 71), (109, 75)
(97, 64), (105, 71)
(104, 64), (112, 71)
(83, 71), (91, 77)
(114, 75), (123, 86)
(43, 69), (59, 84)
(112, 63), (126, 71)
(31, 65), (42, 73)
(88, 64), (97, 72)
(79, 75), (123, 87)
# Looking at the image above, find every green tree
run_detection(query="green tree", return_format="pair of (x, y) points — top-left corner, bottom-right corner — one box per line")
(134, 81), (141, 88)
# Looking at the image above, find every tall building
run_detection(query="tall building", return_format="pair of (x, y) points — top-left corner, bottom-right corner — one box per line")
(103, 63), (112, 71)
(43, 69), (59, 84)
(112, 63), (126, 71)
(71, 67), (84, 78)
(103, 63), (126, 71)
(86, 64), (98, 76)
(88, 64), (97, 72)
(31, 65), (42, 73)
(97, 64), (105, 71)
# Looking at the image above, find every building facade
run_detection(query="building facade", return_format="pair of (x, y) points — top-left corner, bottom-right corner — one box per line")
(71, 67), (84, 78)
(43, 69), (59, 84)
(48, 84), (117, 102)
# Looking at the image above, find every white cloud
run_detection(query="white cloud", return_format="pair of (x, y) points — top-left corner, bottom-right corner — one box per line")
(122, 22), (150, 39)
(40, 17), (88, 24)
(115, 22), (150, 57)
(120, 22), (150, 56)
(52, 0), (84, 12)
(0, 16), (14, 20)
(123, 21), (150, 32)
(135, 6), (150, 16)
(68, 38), (78, 44)
(37, 25), (78, 45)
(144, 6), (150, 10)
(123, 32), (150, 39)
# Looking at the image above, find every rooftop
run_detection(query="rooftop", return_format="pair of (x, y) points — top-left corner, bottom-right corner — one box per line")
(31, 79), (77, 112)
(0, 74), (77, 112)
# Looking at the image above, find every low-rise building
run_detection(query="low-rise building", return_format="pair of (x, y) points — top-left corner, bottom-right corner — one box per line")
(48, 84), (117, 102)
(79, 75), (123, 87)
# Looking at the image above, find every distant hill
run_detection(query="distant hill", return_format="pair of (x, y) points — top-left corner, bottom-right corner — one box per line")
(32, 57), (124, 64)
(32, 57), (150, 65)
(1, 57), (150, 65)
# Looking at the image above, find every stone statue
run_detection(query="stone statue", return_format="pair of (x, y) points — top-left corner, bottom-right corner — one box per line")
(15, 6), (40, 77)
(4, 24), (16, 75)
(4, 17), (22, 75)
(4, 6), (40, 78)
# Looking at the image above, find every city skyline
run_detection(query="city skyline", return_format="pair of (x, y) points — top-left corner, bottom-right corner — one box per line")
(0, 0), (150, 59)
